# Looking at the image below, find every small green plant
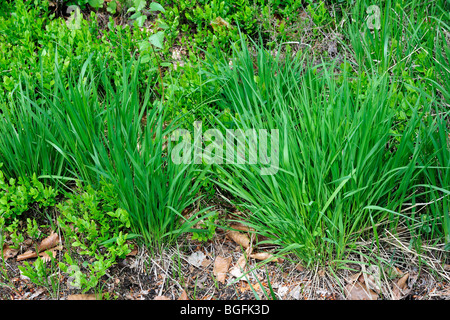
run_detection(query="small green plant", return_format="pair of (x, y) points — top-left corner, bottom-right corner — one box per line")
(18, 256), (61, 298)
(26, 218), (40, 240)
(128, 1), (165, 27)
(5, 219), (24, 249)
(58, 253), (111, 294)
(306, 1), (330, 32)
(57, 181), (133, 260)
(0, 168), (58, 221)
(192, 211), (219, 242)
(54, 181), (135, 294)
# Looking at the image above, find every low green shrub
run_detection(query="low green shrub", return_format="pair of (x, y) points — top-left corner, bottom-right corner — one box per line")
(0, 166), (57, 221)
(0, 0), (159, 101)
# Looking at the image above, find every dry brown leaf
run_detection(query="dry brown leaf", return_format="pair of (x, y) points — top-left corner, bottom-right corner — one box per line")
(295, 263), (305, 272)
(229, 247), (253, 279)
(40, 250), (57, 263)
(365, 265), (382, 294)
(386, 266), (404, 278)
(393, 267), (404, 277)
(1, 244), (19, 261)
(235, 253), (247, 269)
(346, 272), (362, 284)
(127, 247), (138, 256)
(392, 273), (409, 300)
(230, 223), (253, 232)
(38, 232), (60, 252)
(238, 282), (251, 293)
(397, 273), (409, 288)
(345, 282), (378, 300)
(249, 252), (281, 263)
(67, 294), (101, 300)
(23, 239), (33, 247)
(201, 258), (211, 268)
(17, 245), (63, 262)
(178, 290), (189, 300)
(154, 295), (171, 300)
(17, 250), (38, 262)
(252, 282), (265, 292)
(227, 230), (251, 248)
(39, 245), (62, 260)
(213, 256), (232, 284)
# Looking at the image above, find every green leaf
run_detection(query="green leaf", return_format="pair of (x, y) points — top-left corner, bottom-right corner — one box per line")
(149, 2), (165, 12)
(135, 15), (147, 27)
(134, 0), (147, 11)
(140, 55), (151, 64)
(149, 31), (165, 49)
(130, 12), (142, 20)
(138, 40), (151, 51)
(106, 1), (117, 13)
(88, 0), (104, 9)
(99, 234), (141, 246)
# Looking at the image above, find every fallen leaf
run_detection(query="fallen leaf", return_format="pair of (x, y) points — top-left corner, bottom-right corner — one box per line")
(201, 258), (211, 268)
(178, 290), (189, 300)
(67, 294), (101, 300)
(23, 239), (33, 247)
(1, 244), (19, 261)
(226, 230), (251, 248)
(249, 252), (281, 263)
(346, 272), (362, 284)
(387, 267), (404, 278)
(365, 265), (382, 294)
(345, 282), (378, 300)
(127, 248), (138, 256)
(251, 282), (267, 292)
(229, 247), (253, 280)
(17, 250), (37, 262)
(17, 245), (63, 262)
(40, 250), (57, 263)
(392, 273), (409, 300)
(318, 269), (326, 277)
(239, 281), (251, 293)
(187, 251), (206, 268)
(154, 295), (171, 300)
(230, 223), (253, 232)
(295, 263), (305, 272)
(38, 232), (59, 252)
(397, 273), (409, 288)
(213, 256), (232, 284)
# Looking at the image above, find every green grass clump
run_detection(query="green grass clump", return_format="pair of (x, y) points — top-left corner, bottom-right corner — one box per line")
(0, 55), (210, 250)
(205, 36), (449, 268)
(45, 58), (210, 249)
